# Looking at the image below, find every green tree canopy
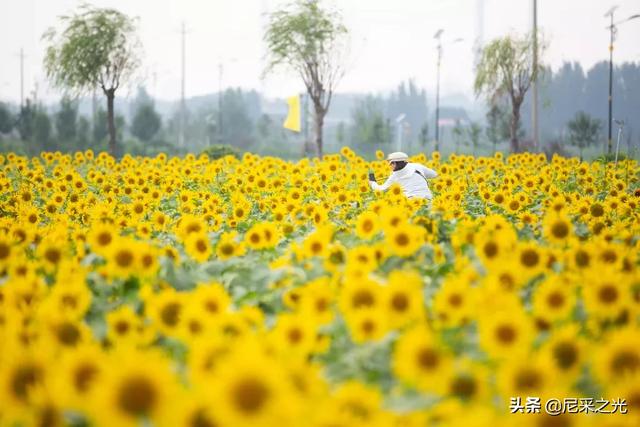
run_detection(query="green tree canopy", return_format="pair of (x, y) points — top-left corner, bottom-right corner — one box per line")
(0, 103), (13, 134)
(55, 98), (78, 145)
(264, 0), (348, 156)
(567, 111), (601, 160)
(34, 110), (53, 152)
(131, 103), (161, 143)
(43, 5), (142, 156)
(351, 95), (390, 146)
(475, 33), (544, 152)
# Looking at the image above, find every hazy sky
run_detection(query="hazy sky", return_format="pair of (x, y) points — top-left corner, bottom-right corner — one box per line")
(1, 0), (639, 104)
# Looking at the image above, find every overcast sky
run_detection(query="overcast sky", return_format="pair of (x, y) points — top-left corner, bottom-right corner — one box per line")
(1, 0), (639, 104)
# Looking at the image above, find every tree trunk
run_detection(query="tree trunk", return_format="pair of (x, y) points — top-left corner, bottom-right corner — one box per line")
(313, 105), (325, 158)
(105, 89), (117, 156)
(510, 102), (521, 153)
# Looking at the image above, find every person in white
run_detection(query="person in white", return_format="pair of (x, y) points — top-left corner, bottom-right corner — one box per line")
(368, 152), (438, 199)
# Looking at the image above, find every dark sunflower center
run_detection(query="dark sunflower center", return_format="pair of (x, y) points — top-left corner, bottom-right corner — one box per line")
(117, 375), (157, 416)
(232, 378), (269, 414)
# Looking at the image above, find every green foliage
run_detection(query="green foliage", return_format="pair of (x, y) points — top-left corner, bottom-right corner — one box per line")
(595, 153), (627, 163)
(17, 100), (36, 143)
(200, 144), (242, 160)
(467, 121), (483, 155)
(351, 95), (391, 145)
(264, 0), (348, 155)
(485, 100), (507, 151)
(131, 102), (161, 142)
(43, 4), (141, 155)
(55, 98), (78, 144)
(0, 103), (13, 134)
(567, 111), (601, 160)
(475, 33), (544, 152)
(220, 88), (255, 148)
(93, 107), (109, 144)
(34, 110), (53, 151)
(76, 116), (91, 150)
(452, 120), (465, 152)
(42, 5), (141, 95)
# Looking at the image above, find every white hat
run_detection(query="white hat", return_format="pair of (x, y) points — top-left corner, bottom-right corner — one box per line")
(386, 152), (409, 162)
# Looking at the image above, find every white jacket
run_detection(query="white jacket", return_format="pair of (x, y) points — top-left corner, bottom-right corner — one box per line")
(369, 162), (438, 199)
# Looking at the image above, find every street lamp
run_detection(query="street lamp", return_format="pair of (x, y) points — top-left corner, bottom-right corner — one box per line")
(434, 30), (463, 153)
(604, 7), (640, 154)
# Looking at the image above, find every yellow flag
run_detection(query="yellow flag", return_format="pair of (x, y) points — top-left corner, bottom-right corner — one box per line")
(283, 95), (301, 132)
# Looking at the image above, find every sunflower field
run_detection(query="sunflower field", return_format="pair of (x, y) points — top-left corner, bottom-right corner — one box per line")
(0, 147), (639, 427)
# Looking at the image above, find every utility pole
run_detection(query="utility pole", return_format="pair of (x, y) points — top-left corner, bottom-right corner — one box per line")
(604, 8), (640, 155)
(179, 21), (187, 149)
(218, 62), (223, 144)
(18, 48), (25, 109)
(434, 30), (443, 152)
(532, 0), (539, 151)
(606, 7), (616, 155)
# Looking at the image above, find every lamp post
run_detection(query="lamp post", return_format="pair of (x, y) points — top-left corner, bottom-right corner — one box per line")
(604, 7), (640, 154)
(433, 30), (463, 153)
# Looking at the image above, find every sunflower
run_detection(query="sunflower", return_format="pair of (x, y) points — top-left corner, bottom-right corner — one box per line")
(604, 373), (640, 424)
(532, 274), (576, 326)
(345, 245), (378, 276)
(582, 269), (630, 321)
(496, 355), (563, 402)
(211, 347), (298, 427)
(384, 271), (425, 329)
(385, 223), (423, 257)
(433, 276), (474, 328)
(478, 308), (535, 360)
(106, 305), (150, 346)
(54, 344), (105, 410)
(339, 276), (383, 315)
(185, 232), (213, 262)
(146, 289), (184, 337)
(302, 225), (333, 259)
(192, 282), (231, 318)
(392, 326), (452, 393)
(355, 211), (380, 240)
(269, 313), (317, 358)
(443, 358), (489, 403)
(345, 307), (390, 343)
(539, 325), (586, 382)
(93, 350), (177, 427)
(543, 212), (573, 246)
(332, 381), (382, 423)
(0, 351), (49, 416)
(105, 239), (138, 279)
(37, 239), (66, 272)
(244, 223), (266, 250)
(298, 278), (335, 325)
(514, 241), (546, 280)
(216, 232), (245, 260)
(593, 326), (640, 384)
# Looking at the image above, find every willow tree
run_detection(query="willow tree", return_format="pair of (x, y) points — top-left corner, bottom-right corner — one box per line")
(475, 33), (544, 152)
(43, 5), (141, 156)
(264, 0), (348, 157)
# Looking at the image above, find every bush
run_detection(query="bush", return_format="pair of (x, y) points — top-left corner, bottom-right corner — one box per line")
(200, 144), (242, 160)
(543, 139), (570, 159)
(595, 153), (627, 163)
